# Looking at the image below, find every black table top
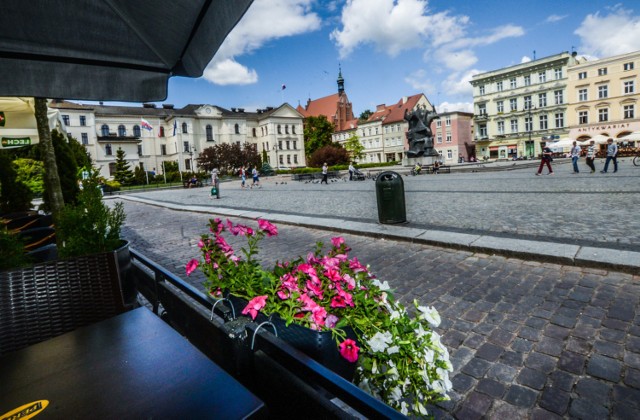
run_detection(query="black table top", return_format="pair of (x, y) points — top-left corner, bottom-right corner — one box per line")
(0, 307), (265, 419)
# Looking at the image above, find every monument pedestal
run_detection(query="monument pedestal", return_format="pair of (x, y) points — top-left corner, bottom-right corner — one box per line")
(403, 154), (438, 167)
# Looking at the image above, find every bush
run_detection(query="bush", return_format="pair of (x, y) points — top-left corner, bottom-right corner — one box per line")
(307, 145), (350, 167)
(0, 226), (31, 270)
(0, 152), (33, 213)
(103, 180), (121, 193)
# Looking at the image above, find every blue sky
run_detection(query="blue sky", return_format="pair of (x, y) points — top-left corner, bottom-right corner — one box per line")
(94, 1), (640, 116)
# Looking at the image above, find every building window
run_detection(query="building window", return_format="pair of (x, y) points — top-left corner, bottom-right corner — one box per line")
(293, 141), (297, 149)
(497, 101), (504, 113)
(81, 133), (88, 145)
(278, 141), (282, 150)
(510, 98), (517, 111)
(133, 125), (141, 137)
(479, 85), (485, 95)
(292, 125), (296, 134)
(525, 116), (532, 132)
(285, 125), (289, 134)
(80, 116), (86, 126)
(252, 128), (256, 137)
(624, 80), (635, 94)
(524, 75), (531, 86)
(524, 96), (532, 109)
(578, 88), (588, 101)
(624, 104), (635, 119)
(497, 121), (505, 134)
(479, 125), (487, 138)
(108, 163), (116, 176)
(294, 155), (298, 164)
(277, 125), (281, 134)
(183, 141), (189, 152)
(62, 115), (70, 126)
(598, 85), (608, 99)
(182, 122), (188, 134)
(279, 155), (284, 165)
(578, 71), (587, 80)
(510, 119), (518, 133)
(598, 67), (607, 76)
(578, 111), (589, 124)
(185, 159), (191, 171)
(554, 90), (563, 105)
(436, 120), (441, 128)
(437, 135), (442, 143)
(286, 140), (290, 150)
(447, 150), (453, 159)
(538, 93), (547, 107)
(510, 78), (517, 89)
(624, 62), (634, 71)
(137, 145), (142, 156)
(539, 115), (548, 130)
(234, 124), (240, 134)
(101, 124), (109, 137)
(497, 81), (503, 92)
(117, 125), (126, 137)
(478, 104), (486, 115)
(159, 126), (165, 137)
(206, 125), (213, 141)
(446, 133), (452, 142)
(598, 108), (608, 122)
(161, 145), (167, 155)
(105, 144), (112, 156)
(538, 71), (546, 83)
(555, 112), (564, 128)
(554, 68), (562, 79)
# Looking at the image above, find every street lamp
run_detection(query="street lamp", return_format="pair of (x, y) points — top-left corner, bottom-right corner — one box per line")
(188, 145), (197, 171)
(526, 105), (535, 159)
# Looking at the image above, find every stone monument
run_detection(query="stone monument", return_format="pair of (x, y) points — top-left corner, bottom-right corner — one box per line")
(404, 105), (440, 159)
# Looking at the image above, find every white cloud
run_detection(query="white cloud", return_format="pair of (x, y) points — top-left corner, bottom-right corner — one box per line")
(433, 48), (478, 71)
(404, 69), (436, 93)
(441, 69), (481, 97)
(575, 4), (640, 56)
(203, 59), (258, 85)
(546, 14), (567, 23)
(437, 101), (473, 113)
(521, 56), (532, 63)
(204, 0), (321, 85)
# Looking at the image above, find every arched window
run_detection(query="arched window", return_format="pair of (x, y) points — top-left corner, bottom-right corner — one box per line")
(118, 125), (126, 137)
(252, 128), (256, 137)
(285, 125), (289, 134)
(108, 162), (116, 176)
(277, 125), (282, 134)
(206, 125), (213, 141)
(133, 125), (141, 137)
(101, 124), (109, 137)
(105, 144), (112, 156)
(159, 126), (165, 137)
(234, 123), (240, 134)
(292, 125), (296, 134)
(182, 122), (188, 134)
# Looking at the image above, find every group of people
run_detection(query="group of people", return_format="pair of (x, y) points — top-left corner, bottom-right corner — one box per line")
(537, 138), (619, 175)
(238, 165), (261, 189)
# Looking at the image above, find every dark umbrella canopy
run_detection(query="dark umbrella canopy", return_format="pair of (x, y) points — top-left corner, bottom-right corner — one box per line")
(0, 0), (253, 102)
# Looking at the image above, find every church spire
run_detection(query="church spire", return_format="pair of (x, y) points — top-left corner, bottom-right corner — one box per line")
(337, 65), (344, 95)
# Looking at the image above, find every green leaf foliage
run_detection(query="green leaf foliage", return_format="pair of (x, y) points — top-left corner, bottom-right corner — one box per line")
(303, 115), (335, 157)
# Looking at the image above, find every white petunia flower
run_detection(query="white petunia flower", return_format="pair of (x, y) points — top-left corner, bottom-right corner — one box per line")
(417, 305), (441, 327)
(386, 345), (400, 355)
(372, 279), (391, 291)
(400, 402), (409, 416)
(368, 331), (393, 353)
(414, 322), (427, 338)
(389, 386), (402, 402)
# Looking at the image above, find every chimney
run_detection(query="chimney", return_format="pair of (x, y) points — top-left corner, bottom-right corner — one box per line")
(376, 104), (386, 111)
(142, 103), (156, 108)
(402, 96), (408, 104)
(238, 108), (245, 113)
(162, 104), (174, 109)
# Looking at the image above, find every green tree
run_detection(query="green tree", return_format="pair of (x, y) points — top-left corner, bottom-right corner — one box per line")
(14, 158), (45, 195)
(51, 130), (80, 205)
(358, 109), (373, 122)
(0, 152), (33, 213)
(344, 133), (365, 161)
(67, 134), (92, 169)
(114, 147), (134, 185)
(307, 145), (350, 167)
(35, 98), (64, 221)
(303, 115), (334, 157)
(197, 142), (261, 175)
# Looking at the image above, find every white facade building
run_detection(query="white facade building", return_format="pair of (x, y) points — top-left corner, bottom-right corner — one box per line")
(51, 101), (306, 178)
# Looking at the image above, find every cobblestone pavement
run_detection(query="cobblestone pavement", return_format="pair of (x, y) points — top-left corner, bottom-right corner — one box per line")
(128, 158), (640, 251)
(118, 199), (640, 419)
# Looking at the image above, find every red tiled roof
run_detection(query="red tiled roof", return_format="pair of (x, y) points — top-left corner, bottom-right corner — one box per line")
(383, 94), (424, 124)
(300, 93), (340, 119)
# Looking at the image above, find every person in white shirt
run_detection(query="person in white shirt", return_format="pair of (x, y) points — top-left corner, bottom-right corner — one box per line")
(585, 141), (596, 173)
(601, 138), (618, 173)
(250, 166), (261, 188)
(570, 141), (582, 173)
(348, 163), (355, 181)
(321, 163), (328, 184)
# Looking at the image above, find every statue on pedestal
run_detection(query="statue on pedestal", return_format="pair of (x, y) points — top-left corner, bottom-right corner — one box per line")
(404, 105), (439, 158)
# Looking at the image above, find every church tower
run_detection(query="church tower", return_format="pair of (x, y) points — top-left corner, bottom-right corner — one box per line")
(337, 65), (345, 95)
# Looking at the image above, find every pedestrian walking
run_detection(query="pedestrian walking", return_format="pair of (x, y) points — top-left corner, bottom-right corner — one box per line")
(536, 145), (554, 175)
(348, 162), (355, 181)
(570, 141), (581, 173)
(601, 138), (618, 173)
(585, 140), (596, 173)
(250, 166), (261, 189)
(239, 166), (247, 189)
(321, 163), (328, 184)
(210, 168), (219, 199)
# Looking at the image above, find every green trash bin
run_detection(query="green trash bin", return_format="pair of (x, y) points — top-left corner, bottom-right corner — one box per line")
(375, 171), (406, 224)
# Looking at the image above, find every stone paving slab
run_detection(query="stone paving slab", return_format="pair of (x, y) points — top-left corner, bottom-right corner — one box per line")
(116, 199), (640, 420)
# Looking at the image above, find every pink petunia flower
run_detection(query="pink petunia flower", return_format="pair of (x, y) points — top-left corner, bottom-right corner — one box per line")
(242, 295), (268, 320)
(339, 339), (359, 363)
(325, 314), (339, 329)
(331, 237), (345, 248)
(311, 306), (327, 326)
(257, 219), (278, 237)
(306, 280), (324, 299)
(198, 239), (205, 248)
(323, 267), (342, 282)
(185, 259), (199, 276)
(349, 257), (367, 273)
(331, 295), (346, 308)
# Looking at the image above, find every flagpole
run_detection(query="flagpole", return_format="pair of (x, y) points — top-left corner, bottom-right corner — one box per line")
(162, 160), (167, 184)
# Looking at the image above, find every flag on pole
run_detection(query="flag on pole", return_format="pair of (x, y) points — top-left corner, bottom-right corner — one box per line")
(173, 120), (177, 136)
(141, 118), (153, 131)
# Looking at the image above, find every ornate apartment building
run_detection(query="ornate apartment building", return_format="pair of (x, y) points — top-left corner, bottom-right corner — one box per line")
(470, 52), (584, 159)
(567, 50), (639, 140)
(51, 101), (306, 179)
(433, 111), (474, 163)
